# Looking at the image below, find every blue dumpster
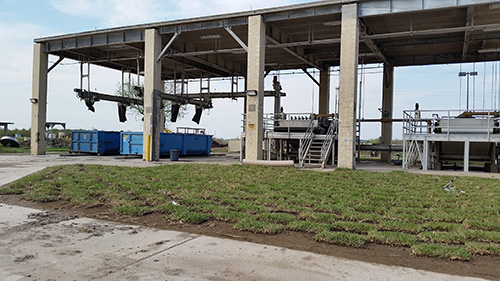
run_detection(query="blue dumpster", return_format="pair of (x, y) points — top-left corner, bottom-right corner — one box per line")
(120, 132), (212, 156)
(71, 131), (120, 155)
(120, 132), (184, 156)
(183, 134), (212, 155)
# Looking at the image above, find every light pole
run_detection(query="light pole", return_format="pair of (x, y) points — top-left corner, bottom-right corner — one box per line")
(458, 71), (478, 111)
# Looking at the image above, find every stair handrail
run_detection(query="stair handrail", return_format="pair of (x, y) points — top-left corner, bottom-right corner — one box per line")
(298, 118), (316, 167)
(321, 118), (337, 168)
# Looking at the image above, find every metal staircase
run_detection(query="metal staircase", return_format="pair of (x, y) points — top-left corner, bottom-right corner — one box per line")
(320, 119), (337, 168)
(298, 119), (315, 167)
(299, 119), (337, 168)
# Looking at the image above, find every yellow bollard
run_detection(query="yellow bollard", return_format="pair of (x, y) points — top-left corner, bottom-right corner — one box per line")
(146, 134), (151, 162)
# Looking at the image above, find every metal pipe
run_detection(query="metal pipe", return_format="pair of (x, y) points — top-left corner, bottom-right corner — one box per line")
(242, 159), (294, 167)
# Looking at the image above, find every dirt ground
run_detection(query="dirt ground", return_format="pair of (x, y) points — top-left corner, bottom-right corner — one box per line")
(1, 194), (499, 281)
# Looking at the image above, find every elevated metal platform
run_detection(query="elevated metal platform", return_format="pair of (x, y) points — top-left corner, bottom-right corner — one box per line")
(402, 110), (500, 172)
(241, 113), (338, 168)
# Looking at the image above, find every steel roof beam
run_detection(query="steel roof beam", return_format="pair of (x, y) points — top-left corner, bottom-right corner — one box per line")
(157, 32), (181, 62)
(364, 23), (500, 40)
(462, 7), (475, 61)
(301, 68), (320, 86)
(266, 24), (323, 71)
(360, 20), (391, 66)
(224, 27), (248, 52)
(359, 0), (500, 17)
(47, 56), (64, 73)
(182, 56), (235, 77)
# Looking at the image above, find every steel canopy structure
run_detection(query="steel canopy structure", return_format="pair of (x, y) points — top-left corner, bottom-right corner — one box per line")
(36, 0), (500, 76)
(31, 0), (500, 168)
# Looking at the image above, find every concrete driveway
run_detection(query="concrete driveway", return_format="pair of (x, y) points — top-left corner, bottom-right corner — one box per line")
(0, 154), (490, 281)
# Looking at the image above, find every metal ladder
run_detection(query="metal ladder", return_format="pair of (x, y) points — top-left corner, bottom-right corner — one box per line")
(298, 119), (315, 167)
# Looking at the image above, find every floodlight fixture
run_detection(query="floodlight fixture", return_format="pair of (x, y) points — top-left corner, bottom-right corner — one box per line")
(247, 90), (258, 96)
(200, 34), (222, 40)
(118, 103), (127, 122)
(29, 98), (38, 104)
(171, 103), (180, 122)
(458, 71), (480, 110)
(192, 106), (203, 124)
(323, 20), (341, 27)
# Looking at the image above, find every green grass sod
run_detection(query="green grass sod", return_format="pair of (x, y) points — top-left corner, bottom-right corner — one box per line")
(3, 163), (500, 260)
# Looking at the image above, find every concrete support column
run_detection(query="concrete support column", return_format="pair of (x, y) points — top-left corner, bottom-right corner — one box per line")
(31, 43), (48, 155)
(337, 4), (359, 169)
(380, 63), (394, 162)
(319, 65), (330, 115)
(244, 15), (266, 160)
(143, 29), (162, 161)
(422, 139), (429, 171)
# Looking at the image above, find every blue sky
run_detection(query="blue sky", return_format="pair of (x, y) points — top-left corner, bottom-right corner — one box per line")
(0, 0), (499, 139)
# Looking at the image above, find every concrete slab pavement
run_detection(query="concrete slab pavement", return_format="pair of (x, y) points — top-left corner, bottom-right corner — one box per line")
(0, 204), (488, 281)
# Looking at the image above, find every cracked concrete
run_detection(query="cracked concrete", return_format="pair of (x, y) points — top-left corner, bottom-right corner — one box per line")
(0, 204), (489, 281)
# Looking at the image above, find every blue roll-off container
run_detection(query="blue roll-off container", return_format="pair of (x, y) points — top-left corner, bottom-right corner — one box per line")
(183, 134), (213, 155)
(71, 131), (121, 155)
(120, 132), (212, 156)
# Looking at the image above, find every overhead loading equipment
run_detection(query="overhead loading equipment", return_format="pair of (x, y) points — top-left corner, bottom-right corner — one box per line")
(248, 113), (338, 168)
(403, 110), (500, 172)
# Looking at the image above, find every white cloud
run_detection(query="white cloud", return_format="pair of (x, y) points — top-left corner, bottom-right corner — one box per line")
(48, 0), (313, 28)
(49, 0), (168, 27)
(168, 0), (311, 20)
(0, 22), (43, 128)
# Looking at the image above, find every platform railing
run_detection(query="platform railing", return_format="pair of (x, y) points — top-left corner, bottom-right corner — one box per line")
(321, 118), (338, 168)
(403, 109), (500, 140)
(176, 127), (206, 135)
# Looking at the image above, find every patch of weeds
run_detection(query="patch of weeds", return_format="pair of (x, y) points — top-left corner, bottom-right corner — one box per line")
(156, 203), (188, 214)
(411, 244), (471, 261)
(384, 212), (425, 223)
(0, 187), (24, 195)
(287, 220), (329, 233)
(114, 205), (150, 216)
(465, 242), (500, 256)
(340, 209), (380, 223)
(21, 183), (60, 202)
(463, 219), (500, 231)
(155, 203), (210, 224)
(213, 208), (247, 222)
(331, 221), (377, 234)
(417, 231), (466, 244)
(234, 201), (268, 214)
(378, 220), (422, 234)
(256, 212), (296, 224)
(315, 231), (366, 248)
(427, 211), (465, 223)
(171, 211), (210, 224)
(353, 204), (386, 215)
(234, 218), (284, 234)
(368, 230), (417, 247)
(422, 222), (460, 232)
(464, 229), (500, 243)
(309, 212), (338, 223)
